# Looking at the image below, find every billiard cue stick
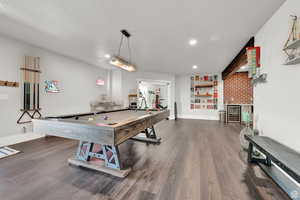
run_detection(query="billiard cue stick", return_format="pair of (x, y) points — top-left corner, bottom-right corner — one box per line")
(26, 56), (31, 110)
(23, 56), (27, 110)
(25, 56), (28, 110)
(29, 56), (33, 110)
(37, 57), (40, 110)
(33, 57), (36, 109)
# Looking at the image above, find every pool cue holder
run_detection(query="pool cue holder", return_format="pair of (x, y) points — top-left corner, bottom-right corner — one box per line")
(0, 80), (19, 87)
(17, 56), (42, 124)
(17, 108), (42, 124)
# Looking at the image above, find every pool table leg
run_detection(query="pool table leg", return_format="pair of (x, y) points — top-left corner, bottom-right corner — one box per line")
(102, 145), (122, 170)
(76, 141), (94, 161)
(75, 141), (122, 170)
(131, 126), (161, 144)
(147, 126), (158, 139)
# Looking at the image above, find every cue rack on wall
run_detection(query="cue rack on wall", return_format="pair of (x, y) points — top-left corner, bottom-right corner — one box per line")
(17, 56), (42, 124)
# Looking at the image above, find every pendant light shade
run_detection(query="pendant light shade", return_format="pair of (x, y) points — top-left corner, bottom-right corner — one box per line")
(110, 56), (136, 72)
(110, 30), (136, 72)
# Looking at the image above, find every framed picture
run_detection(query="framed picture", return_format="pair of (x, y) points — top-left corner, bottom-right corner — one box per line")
(45, 80), (60, 93)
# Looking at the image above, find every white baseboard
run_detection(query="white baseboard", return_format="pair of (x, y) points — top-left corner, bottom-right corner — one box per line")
(177, 114), (219, 120)
(168, 116), (175, 120)
(0, 132), (45, 147)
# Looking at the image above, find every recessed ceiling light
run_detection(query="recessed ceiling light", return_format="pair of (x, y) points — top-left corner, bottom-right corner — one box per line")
(104, 54), (111, 59)
(192, 65), (198, 69)
(189, 39), (198, 46)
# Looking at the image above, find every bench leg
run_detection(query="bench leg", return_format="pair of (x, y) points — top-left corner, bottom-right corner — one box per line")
(266, 156), (272, 167)
(247, 142), (272, 167)
(247, 143), (253, 163)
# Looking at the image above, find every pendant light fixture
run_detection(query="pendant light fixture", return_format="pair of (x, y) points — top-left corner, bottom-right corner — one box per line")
(110, 29), (136, 72)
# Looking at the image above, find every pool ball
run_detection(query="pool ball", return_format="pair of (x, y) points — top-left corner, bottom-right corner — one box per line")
(103, 116), (109, 120)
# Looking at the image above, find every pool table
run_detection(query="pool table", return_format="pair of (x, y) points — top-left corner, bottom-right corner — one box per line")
(32, 109), (170, 177)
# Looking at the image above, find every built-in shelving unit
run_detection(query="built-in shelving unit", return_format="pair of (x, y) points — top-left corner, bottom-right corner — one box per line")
(195, 94), (213, 97)
(194, 83), (214, 88)
(190, 74), (218, 110)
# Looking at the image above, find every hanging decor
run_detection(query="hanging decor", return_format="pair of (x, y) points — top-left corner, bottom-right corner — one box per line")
(96, 79), (105, 86)
(190, 74), (218, 110)
(283, 15), (300, 65)
(246, 46), (267, 85)
(0, 80), (19, 87)
(45, 80), (60, 93)
(246, 46), (261, 78)
(17, 56), (42, 124)
(110, 29), (136, 72)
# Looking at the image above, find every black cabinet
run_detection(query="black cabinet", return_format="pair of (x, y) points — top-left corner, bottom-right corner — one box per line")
(226, 105), (241, 123)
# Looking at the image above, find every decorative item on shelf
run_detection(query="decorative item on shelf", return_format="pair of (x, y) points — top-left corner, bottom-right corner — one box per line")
(128, 93), (138, 109)
(0, 80), (19, 88)
(252, 73), (267, 86)
(17, 56), (42, 124)
(90, 94), (121, 112)
(110, 30), (136, 72)
(283, 15), (300, 65)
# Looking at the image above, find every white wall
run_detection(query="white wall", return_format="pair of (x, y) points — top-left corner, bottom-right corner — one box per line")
(111, 70), (123, 105)
(254, 0), (300, 152)
(0, 34), (107, 138)
(175, 74), (224, 120)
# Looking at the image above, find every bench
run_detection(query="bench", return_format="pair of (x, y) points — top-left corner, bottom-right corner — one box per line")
(245, 135), (300, 199)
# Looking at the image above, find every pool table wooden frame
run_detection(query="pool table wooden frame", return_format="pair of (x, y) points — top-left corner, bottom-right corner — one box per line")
(32, 109), (170, 177)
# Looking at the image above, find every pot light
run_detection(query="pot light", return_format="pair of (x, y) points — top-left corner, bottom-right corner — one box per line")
(192, 65), (198, 69)
(189, 39), (198, 46)
(104, 54), (111, 59)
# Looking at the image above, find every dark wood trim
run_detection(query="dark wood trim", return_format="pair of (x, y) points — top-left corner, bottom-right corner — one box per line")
(222, 37), (255, 80)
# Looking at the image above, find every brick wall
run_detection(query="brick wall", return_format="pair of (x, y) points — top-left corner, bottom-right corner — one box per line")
(224, 72), (253, 104)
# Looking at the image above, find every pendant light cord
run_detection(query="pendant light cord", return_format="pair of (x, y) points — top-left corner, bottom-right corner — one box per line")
(128, 37), (132, 63)
(117, 31), (132, 63)
(118, 34), (124, 56)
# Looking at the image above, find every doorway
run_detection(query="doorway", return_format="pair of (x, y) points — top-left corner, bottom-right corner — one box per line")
(137, 80), (171, 110)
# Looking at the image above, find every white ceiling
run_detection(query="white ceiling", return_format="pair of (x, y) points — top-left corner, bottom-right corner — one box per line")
(0, 0), (285, 74)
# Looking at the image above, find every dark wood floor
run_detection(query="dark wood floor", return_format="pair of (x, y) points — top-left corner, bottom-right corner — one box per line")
(0, 119), (289, 200)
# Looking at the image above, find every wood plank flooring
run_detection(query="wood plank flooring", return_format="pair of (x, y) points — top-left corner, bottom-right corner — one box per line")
(0, 119), (290, 200)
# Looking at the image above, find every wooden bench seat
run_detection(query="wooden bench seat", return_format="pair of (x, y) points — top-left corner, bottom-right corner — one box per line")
(245, 135), (300, 199)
